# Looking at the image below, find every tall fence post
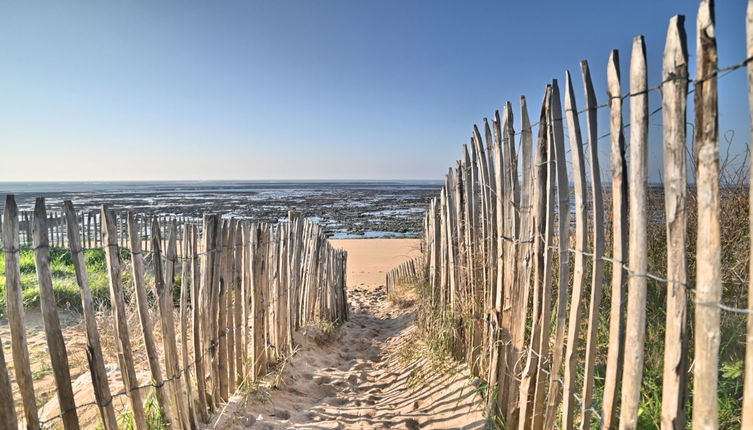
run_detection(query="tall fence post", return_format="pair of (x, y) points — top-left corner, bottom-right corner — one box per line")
(194, 216), (211, 422)
(543, 78), (570, 430)
(180, 223), (199, 429)
(661, 15), (690, 430)
(693, 1), (721, 428)
(516, 86), (551, 430)
(619, 35), (649, 430)
(127, 213), (175, 428)
(31, 198), (80, 430)
(3, 196), (41, 430)
(63, 200), (119, 429)
(155, 220), (192, 429)
(101, 206), (148, 429)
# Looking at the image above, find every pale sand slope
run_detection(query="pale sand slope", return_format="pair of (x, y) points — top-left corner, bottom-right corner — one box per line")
(211, 238), (486, 430)
(330, 238), (424, 288)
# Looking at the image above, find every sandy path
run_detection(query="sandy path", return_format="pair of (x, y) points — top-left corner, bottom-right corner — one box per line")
(211, 239), (486, 430)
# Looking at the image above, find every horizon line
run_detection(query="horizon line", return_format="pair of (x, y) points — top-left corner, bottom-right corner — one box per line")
(0, 178), (445, 184)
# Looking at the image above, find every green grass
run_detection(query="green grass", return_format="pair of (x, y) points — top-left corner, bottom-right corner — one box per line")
(144, 388), (167, 428)
(0, 248), (115, 317)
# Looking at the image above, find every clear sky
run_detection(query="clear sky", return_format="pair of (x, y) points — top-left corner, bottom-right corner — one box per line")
(0, 1), (748, 181)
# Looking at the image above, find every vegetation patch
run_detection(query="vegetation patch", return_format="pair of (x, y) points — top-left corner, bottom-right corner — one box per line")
(0, 248), (117, 317)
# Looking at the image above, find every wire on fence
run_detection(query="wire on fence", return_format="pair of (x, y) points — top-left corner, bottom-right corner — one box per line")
(500, 54), (753, 139)
(36, 287), (291, 427)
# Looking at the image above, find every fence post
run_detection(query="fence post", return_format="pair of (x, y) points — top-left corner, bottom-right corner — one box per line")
(94, 211), (100, 247)
(194, 216), (210, 422)
(63, 201), (119, 429)
(241, 222), (251, 381)
(579, 59), (607, 429)
(191, 222), (204, 419)
(478, 121), (498, 406)
(693, 1), (721, 428)
(473, 124), (493, 378)
(252, 223), (269, 377)
(501, 104), (520, 417)
(101, 206), (148, 429)
(268, 225), (280, 360)
(516, 86), (551, 430)
(506, 96), (533, 429)
(23, 211), (31, 246)
(619, 35), (649, 430)
(661, 15), (690, 430)
(531, 87), (557, 430)
(601, 49), (629, 429)
(209, 217), (225, 407)
(561, 70), (589, 430)
(486, 119), (498, 341)
(31, 198), (80, 430)
(224, 219), (237, 395)
(279, 222), (291, 355)
(543, 78), (570, 430)
(85, 212), (91, 249)
(179, 223), (199, 429)
(217, 219), (231, 401)
(234, 222), (244, 385)
(3, 196), (41, 430)
(126, 213), (175, 429)
(156, 220), (192, 429)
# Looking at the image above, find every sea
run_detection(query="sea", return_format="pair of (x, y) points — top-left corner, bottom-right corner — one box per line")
(0, 180), (442, 238)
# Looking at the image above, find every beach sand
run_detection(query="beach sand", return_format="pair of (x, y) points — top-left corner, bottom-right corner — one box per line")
(330, 238), (423, 289)
(211, 238), (486, 429)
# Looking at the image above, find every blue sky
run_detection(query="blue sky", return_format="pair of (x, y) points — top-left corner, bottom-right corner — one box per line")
(0, 1), (748, 181)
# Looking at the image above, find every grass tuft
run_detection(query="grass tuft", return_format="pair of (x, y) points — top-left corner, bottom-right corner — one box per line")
(0, 248), (113, 317)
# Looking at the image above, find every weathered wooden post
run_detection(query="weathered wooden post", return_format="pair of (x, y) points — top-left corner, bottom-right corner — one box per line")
(156, 220), (192, 429)
(101, 206), (148, 429)
(661, 15), (690, 430)
(126, 213), (175, 428)
(602, 49), (628, 430)
(194, 216), (210, 422)
(64, 200), (119, 429)
(619, 35), (649, 430)
(543, 78), (570, 430)
(579, 59), (607, 429)
(217, 220), (231, 401)
(31, 199), (80, 430)
(517, 85), (552, 430)
(693, 1), (721, 428)
(561, 70), (589, 430)
(3, 196), (40, 430)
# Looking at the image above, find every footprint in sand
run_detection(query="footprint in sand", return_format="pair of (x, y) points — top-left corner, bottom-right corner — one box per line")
(209, 240), (486, 430)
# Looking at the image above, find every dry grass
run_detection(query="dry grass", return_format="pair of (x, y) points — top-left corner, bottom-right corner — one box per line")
(389, 281), (419, 309)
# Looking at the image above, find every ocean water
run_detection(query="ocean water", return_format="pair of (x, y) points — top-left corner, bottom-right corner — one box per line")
(0, 180), (441, 238)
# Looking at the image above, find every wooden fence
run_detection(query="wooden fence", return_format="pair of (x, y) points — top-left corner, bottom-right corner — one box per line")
(406, 1), (753, 428)
(0, 195), (348, 429)
(385, 257), (422, 298)
(4, 209), (199, 257)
